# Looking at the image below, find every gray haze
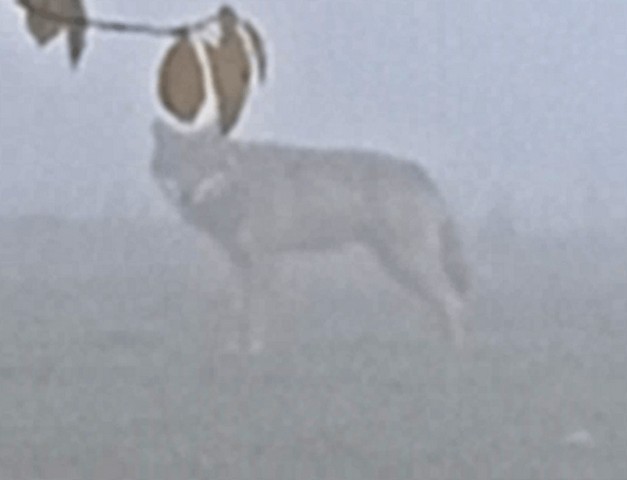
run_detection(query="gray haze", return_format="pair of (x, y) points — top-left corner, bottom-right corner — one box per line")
(2, 0), (627, 232)
(1, 1), (627, 479)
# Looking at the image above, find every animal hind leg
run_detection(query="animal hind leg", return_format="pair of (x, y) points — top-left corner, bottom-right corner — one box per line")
(369, 239), (466, 349)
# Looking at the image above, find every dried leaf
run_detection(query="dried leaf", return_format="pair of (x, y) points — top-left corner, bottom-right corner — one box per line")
(65, 0), (86, 67)
(242, 20), (267, 83)
(217, 5), (239, 33)
(204, 30), (251, 135)
(24, 0), (62, 46)
(158, 37), (207, 123)
(21, 0), (87, 66)
(67, 25), (85, 66)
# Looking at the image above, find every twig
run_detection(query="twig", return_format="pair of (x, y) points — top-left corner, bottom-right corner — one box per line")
(17, 0), (218, 37)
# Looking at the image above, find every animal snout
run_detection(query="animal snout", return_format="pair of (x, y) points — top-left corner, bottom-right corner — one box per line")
(158, 179), (188, 205)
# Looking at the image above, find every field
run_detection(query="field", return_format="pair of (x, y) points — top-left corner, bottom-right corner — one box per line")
(1, 217), (626, 479)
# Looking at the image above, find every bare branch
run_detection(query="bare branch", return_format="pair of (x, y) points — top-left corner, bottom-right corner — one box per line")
(17, 0), (218, 37)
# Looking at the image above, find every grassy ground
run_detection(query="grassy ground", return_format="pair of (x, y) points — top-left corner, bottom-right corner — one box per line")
(1, 221), (626, 479)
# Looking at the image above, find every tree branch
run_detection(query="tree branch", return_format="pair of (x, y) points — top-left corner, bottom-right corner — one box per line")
(17, 0), (218, 37)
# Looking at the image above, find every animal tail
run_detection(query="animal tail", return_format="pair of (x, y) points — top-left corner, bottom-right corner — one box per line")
(440, 216), (471, 298)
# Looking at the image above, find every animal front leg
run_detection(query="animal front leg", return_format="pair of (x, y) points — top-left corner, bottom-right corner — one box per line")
(220, 255), (251, 354)
(223, 255), (273, 355)
(245, 258), (276, 354)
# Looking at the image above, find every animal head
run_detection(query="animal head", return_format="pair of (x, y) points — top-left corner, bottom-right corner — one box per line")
(150, 119), (231, 206)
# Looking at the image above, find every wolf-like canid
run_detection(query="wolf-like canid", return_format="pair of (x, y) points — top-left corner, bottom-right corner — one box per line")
(151, 120), (470, 352)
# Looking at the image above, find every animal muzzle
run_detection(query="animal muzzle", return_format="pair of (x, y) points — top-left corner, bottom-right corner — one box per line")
(157, 173), (229, 207)
(157, 178), (190, 206)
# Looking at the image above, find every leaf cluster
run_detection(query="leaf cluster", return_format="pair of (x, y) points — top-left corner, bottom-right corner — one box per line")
(158, 6), (267, 133)
(16, 1), (267, 135)
(19, 0), (86, 67)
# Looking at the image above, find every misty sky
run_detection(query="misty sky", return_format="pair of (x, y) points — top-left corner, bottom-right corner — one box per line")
(1, 0), (626, 232)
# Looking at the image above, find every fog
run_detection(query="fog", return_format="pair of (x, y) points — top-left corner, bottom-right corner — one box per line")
(1, 1), (626, 478)
(3, 0), (627, 230)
